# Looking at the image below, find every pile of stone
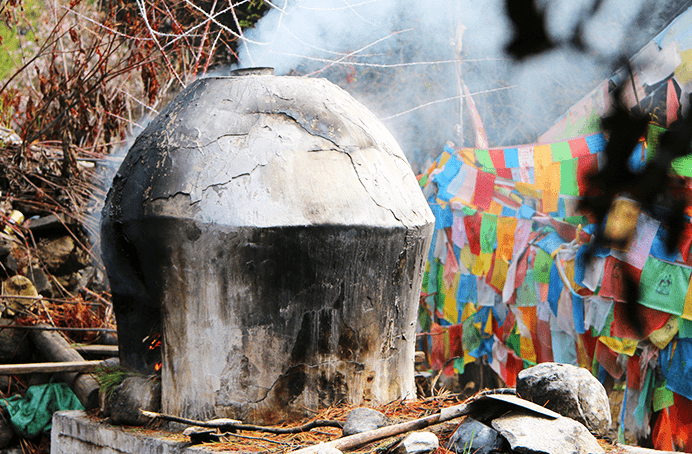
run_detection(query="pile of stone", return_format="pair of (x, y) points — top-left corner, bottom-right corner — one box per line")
(0, 208), (113, 451)
(311, 363), (668, 454)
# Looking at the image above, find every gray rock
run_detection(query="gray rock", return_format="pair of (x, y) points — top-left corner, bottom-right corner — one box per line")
(492, 411), (604, 454)
(27, 214), (73, 235)
(392, 431), (439, 454)
(342, 407), (389, 436)
(0, 418), (13, 449)
(0, 318), (31, 363)
(448, 417), (507, 454)
(37, 235), (89, 275)
(517, 362), (611, 436)
(26, 266), (51, 296)
(106, 377), (161, 426)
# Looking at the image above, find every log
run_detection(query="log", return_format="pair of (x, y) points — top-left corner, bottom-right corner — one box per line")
(290, 413), (443, 454)
(71, 344), (119, 356)
(0, 360), (105, 374)
(29, 325), (101, 409)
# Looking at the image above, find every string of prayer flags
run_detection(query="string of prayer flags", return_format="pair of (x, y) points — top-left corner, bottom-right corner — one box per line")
(418, 121), (692, 439)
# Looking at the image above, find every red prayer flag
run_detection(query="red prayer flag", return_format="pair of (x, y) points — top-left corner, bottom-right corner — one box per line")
(653, 408), (674, 452)
(489, 149), (506, 169)
(568, 137), (590, 158)
(431, 323), (446, 371)
(536, 318), (553, 363)
(472, 170), (496, 210)
(504, 351), (522, 387)
(611, 301), (670, 340)
(667, 78), (680, 127)
(449, 324), (464, 358)
(599, 256), (626, 301)
(496, 168), (512, 180)
(596, 338), (625, 379)
(670, 393), (692, 450)
(626, 354), (643, 390)
(679, 222), (692, 265)
(576, 154), (599, 195)
(464, 213), (483, 255)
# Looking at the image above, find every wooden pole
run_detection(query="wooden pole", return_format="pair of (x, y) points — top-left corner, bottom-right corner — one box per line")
(0, 360), (105, 374)
(29, 324), (102, 409)
(289, 413), (443, 454)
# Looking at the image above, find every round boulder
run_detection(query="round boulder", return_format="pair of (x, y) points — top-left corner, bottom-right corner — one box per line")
(516, 362), (611, 436)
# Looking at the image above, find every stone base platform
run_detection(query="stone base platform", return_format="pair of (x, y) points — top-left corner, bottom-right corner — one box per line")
(51, 409), (676, 454)
(51, 410), (222, 454)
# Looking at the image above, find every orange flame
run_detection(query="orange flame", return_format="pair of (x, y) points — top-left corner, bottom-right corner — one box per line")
(155, 363), (162, 372)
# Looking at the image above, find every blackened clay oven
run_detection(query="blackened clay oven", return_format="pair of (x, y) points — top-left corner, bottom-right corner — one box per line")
(101, 70), (434, 423)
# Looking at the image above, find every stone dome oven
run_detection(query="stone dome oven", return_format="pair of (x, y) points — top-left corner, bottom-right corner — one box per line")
(100, 69), (434, 423)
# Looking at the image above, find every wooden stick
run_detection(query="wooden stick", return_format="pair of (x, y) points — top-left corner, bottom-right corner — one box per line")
(141, 409), (343, 434)
(290, 412), (445, 454)
(0, 360), (105, 374)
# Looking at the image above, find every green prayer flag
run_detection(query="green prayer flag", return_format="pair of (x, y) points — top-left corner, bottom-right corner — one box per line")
(565, 215), (589, 226)
(560, 158), (579, 196)
(506, 331), (521, 357)
(534, 249), (553, 284)
(653, 382), (675, 412)
(475, 149), (494, 173)
(551, 141), (572, 162)
(480, 213), (498, 254)
(436, 260), (445, 315)
(419, 173), (429, 187)
(462, 316), (481, 354)
(647, 124), (667, 161)
(678, 317), (692, 338)
(672, 155), (692, 178)
(461, 206), (477, 216)
(516, 269), (538, 307)
(639, 256), (692, 316)
(453, 358), (465, 374)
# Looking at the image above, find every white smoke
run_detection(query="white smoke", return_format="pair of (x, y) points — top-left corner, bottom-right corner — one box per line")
(235, 0), (664, 172)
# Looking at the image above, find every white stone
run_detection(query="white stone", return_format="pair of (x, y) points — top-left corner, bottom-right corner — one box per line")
(492, 412), (605, 454)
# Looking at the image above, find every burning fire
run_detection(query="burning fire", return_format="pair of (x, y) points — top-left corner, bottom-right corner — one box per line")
(155, 363), (162, 372)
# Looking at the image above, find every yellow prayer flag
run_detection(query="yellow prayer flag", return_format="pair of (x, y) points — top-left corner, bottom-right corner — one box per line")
(684, 274), (692, 320)
(649, 316), (679, 350)
(443, 272), (460, 324)
(438, 151), (452, 168)
(461, 302), (476, 322)
(497, 217), (517, 261)
(599, 336), (638, 356)
(488, 200), (504, 215)
(520, 336), (537, 364)
(459, 245), (476, 271)
(491, 257), (509, 291)
(472, 252), (493, 276)
(515, 182), (540, 199)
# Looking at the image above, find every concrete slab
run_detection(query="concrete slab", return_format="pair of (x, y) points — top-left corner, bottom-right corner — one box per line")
(50, 410), (220, 454)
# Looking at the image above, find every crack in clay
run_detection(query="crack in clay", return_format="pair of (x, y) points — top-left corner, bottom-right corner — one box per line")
(246, 359), (366, 405)
(263, 111), (342, 150)
(198, 162), (265, 197)
(343, 151), (404, 225)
